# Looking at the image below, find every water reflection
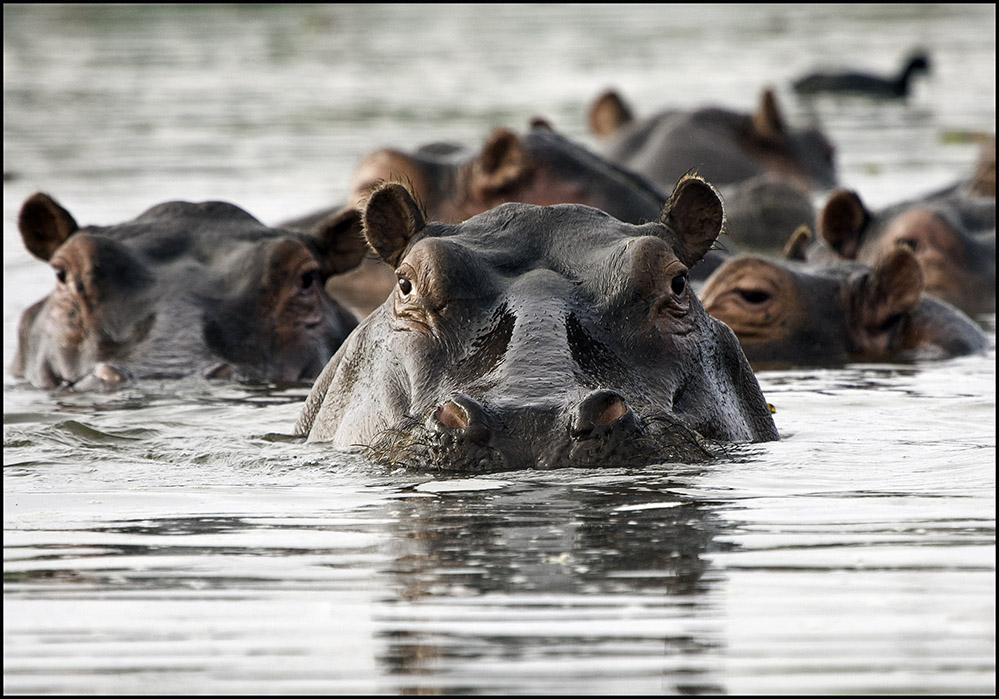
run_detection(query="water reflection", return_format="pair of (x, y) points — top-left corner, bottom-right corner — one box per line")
(375, 474), (730, 694)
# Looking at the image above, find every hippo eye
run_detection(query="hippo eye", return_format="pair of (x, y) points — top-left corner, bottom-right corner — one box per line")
(739, 289), (771, 304)
(670, 273), (687, 296)
(300, 269), (318, 290)
(53, 266), (67, 284)
(897, 238), (918, 252)
(397, 277), (413, 296)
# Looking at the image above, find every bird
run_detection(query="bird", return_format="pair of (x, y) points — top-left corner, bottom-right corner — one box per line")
(792, 52), (931, 98)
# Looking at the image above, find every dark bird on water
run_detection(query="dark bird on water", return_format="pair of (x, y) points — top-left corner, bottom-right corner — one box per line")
(793, 52), (931, 98)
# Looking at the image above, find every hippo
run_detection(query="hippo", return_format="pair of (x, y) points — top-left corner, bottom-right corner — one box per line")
(295, 177), (780, 473)
(792, 51), (931, 98)
(348, 120), (669, 226)
(814, 183), (995, 316)
(718, 174), (816, 253)
(11, 193), (368, 390)
(586, 87), (838, 192)
(700, 227), (988, 366)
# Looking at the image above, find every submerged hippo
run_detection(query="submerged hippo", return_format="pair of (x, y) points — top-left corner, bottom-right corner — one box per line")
(587, 87), (838, 192)
(296, 178), (780, 473)
(700, 228), (988, 366)
(348, 120), (668, 226)
(815, 182), (996, 316)
(12, 193), (368, 389)
(792, 51), (931, 98)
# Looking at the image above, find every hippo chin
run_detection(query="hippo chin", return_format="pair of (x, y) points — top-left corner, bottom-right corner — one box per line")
(296, 177), (780, 473)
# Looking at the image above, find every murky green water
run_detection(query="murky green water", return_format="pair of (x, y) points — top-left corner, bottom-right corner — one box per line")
(4, 4), (995, 694)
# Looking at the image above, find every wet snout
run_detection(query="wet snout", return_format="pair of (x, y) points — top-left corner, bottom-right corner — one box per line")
(427, 389), (646, 470)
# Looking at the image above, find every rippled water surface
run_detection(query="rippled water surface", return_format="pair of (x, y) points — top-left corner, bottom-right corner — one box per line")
(4, 4), (995, 694)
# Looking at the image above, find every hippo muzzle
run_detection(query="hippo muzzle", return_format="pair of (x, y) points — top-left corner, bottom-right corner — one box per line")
(366, 390), (711, 473)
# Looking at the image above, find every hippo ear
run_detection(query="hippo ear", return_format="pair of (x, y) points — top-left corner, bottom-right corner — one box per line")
(658, 174), (725, 267)
(19, 192), (79, 261)
(819, 189), (869, 259)
(362, 183), (427, 268)
(587, 89), (634, 138)
(473, 128), (527, 195)
(781, 225), (813, 261)
(751, 88), (787, 143)
(969, 136), (995, 197)
(309, 206), (369, 277)
(529, 116), (555, 131)
(857, 247), (924, 328)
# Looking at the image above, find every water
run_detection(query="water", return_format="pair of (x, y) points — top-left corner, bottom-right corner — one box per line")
(3, 4), (995, 694)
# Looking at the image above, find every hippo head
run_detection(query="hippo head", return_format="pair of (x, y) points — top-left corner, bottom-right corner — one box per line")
(12, 193), (368, 389)
(587, 88), (838, 192)
(296, 177), (779, 473)
(348, 122), (666, 226)
(700, 232), (987, 364)
(819, 189), (996, 316)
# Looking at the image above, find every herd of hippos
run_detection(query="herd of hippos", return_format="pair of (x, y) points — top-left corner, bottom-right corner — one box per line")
(11, 52), (995, 472)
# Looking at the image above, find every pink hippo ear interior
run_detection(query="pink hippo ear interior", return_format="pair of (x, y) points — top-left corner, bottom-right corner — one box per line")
(658, 173), (725, 267)
(586, 89), (635, 139)
(860, 247), (924, 328)
(819, 189), (869, 259)
(310, 206), (369, 278)
(472, 128), (528, 196)
(18, 192), (79, 261)
(362, 183), (427, 268)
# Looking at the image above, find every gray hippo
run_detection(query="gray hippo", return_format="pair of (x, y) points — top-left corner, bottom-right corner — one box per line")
(586, 87), (838, 192)
(793, 51), (931, 99)
(295, 177), (780, 473)
(700, 227), (988, 366)
(12, 193), (368, 389)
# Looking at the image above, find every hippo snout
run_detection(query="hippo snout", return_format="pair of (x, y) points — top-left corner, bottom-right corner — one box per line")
(369, 389), (710, 473)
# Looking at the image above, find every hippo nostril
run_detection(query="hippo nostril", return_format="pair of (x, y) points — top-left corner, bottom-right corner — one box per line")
(571, 389), (634, 438)
(435, 400), (469, 430)
(592, 396), (628, 425)
(433, 396), (490, 445)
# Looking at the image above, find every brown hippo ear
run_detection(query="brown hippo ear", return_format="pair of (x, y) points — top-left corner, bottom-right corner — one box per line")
(659, 173), (725, 267)
(969, 135), (995, 197)
(362, 183), (427, 268)
(19, 192), (79, 261)
(310, 206), (369, 277)
(473, 128), (528, 195)
(751, 88), (787, 143)
(587, 89), (634, 138)
(819, 189), (869, 259)
(859, 247), (924, 328)
(781, 225), (813, 261)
